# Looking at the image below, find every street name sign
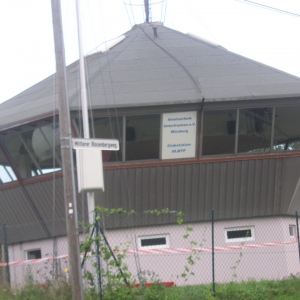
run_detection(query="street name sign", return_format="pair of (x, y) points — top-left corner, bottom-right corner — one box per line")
(72, 138), (119, 150)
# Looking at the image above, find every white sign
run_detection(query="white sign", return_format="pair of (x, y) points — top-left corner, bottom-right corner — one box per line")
(72, 138), (119, 150)
(161, 111), (197, 159)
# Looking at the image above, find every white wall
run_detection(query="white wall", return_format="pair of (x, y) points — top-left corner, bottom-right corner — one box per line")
(4, 216), (299, 288)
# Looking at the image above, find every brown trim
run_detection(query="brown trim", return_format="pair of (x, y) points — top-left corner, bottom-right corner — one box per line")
(0, 181), (20, 190)
(103, 151), (300, 170)
(22, 171), (63, 184)
(1, 151), (300, 189)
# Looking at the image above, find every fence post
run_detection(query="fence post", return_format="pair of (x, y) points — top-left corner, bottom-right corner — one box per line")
(295, 212), (300, 263)
(3, 224), (10, 285)
(211, 210), (215, 296)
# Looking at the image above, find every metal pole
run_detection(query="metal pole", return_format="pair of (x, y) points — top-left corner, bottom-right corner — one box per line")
(3, 224), (10, 285)
(51, 1), (84, 299)
(295, 211), (300, 262)
(211, 210), (215, 296)
(75, 0), (98, 290)
(95, 218), (103, 300)
(75, 0), (95, 225)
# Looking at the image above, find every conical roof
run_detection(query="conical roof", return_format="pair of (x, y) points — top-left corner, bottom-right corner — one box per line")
(1, 23), (300, 130)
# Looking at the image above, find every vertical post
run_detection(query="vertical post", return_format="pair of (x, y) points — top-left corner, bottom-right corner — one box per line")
(144, 0), (149, 23)
(75, 0), (98, 289)
(211, 210), (215, 296)
(50, 1), (84, 299)
(95, 217), (103, 300)
(3, 224), (10, 285)
(296, 211), (300, 262)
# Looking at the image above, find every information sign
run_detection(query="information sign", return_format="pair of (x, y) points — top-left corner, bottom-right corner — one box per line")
(72, 138), (119, 150)
(161, 111), (197, 159)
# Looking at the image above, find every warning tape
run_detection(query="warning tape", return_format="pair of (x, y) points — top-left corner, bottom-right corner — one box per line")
(0, 240), (297, 267)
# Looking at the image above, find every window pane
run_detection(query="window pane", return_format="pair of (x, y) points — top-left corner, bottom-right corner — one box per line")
(227, 229), (251, 239)
(225, 226), (254, 242)
(2, 133), (37, 179)
(202, 110), (236, 155)
(238, 108), (272, 153)
(31, 123), (61, 175)
(26, 249), (41, 260)
(126, 115), (160, 161)
(92, 117), (123, 162)
(0, 149), (17, 184)
(273, 106), (300, 152)
(141, 237), (166, 247)
(2, 122), (62, 179)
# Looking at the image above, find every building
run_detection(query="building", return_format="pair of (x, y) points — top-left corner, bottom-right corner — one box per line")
(1, 23), (300, 286)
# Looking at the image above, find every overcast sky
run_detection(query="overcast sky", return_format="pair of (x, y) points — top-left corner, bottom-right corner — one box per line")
(0, 0), (299, 104)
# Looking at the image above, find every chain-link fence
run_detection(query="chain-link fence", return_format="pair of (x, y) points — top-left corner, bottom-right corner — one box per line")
(0, 211), (299, 291)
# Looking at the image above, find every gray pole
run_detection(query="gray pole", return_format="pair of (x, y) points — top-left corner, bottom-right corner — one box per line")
(295, 211), (300, 262)
(211, 210), (215, 295)
(50, 1), (84, 299)
(3, 224), (10, 285)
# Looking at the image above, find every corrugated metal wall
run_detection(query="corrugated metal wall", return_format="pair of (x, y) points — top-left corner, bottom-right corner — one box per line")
(1, 156), (300, 243)
(97, 156), (300, 228)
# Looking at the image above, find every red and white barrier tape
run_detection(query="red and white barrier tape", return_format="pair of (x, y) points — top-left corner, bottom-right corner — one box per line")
(0, 240), (297, 267)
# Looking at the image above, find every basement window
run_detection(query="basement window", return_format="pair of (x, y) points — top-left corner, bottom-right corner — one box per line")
(225, 226), (254, 243)
(289, 225), (296, 237)
(26, 249), (42, 260)
(138, 234), (169, 249)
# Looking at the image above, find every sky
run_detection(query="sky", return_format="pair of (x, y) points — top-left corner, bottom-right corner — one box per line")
(0, 0), (300, 104)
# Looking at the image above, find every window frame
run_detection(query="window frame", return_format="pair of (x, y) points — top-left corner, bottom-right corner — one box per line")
(225, 226), (255, 243)
(137, 234), (170, 250)
(26, 248), (42, 260)
(289, 225), (296, 238)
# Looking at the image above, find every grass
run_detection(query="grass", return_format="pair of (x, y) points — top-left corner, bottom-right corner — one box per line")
(1, 276), (300, 299)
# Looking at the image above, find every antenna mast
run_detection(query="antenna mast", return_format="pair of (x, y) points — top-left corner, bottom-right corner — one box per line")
(144, 0), (150, 23)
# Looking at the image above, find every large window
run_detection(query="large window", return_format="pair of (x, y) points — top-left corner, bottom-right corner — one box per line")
(92, 117), (123, 162)
(125, 115), (160, 161)
(238, 107), (272, 154)
(202, 105), (300, 156)
(273, 106), (300, 152)
(0, 121), (61, 180)
(0, 149), (17, 184)
(202, 110), (236, 155)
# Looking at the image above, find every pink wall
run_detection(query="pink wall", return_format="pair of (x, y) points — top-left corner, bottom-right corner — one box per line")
(5, 216), (299, 288)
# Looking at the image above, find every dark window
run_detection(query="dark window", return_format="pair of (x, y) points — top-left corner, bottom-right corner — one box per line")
(238, 108), (272, 153)
(126, 115), (160, 161)
(92, 117), (123, 162)
(227, 229), (252, 240)
(141, 237), (166, 247)
(273, 106), (300, 152)
(202, 110), (236, 155)
(27, 249), (41, 260)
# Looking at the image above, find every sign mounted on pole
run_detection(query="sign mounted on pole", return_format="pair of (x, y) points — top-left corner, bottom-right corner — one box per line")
(72, 138), (119, 193)
(72, 138), (119, 150)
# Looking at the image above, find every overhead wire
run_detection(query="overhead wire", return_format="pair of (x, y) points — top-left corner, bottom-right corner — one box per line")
(181, 0), (221, 46)
(80, 0), (143, 279)
(137, 25), (203, 96)
(235, 0), (300, 18)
